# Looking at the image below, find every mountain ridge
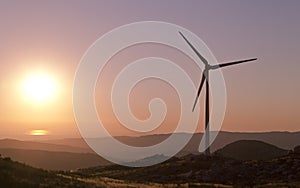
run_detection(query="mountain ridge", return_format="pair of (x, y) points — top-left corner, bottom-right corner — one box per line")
(215, 140), (289, 160)
(37, 131), (300, 153)
(0, 148), (110, 170)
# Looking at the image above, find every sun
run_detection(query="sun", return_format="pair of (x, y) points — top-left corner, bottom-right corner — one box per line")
(22, 73), (58, 103)
(29, 130), (49, 136)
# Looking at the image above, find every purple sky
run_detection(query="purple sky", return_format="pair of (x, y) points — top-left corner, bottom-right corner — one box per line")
(0, 0), (299, 139)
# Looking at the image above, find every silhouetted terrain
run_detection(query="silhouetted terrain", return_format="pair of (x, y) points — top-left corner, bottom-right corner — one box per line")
(123, 154), (169, 167)
(215, 140), (289, 160)
(1, 131), (299, 171)
(1, 141), (300, 187)
(0, 155), (230, 187)
(39, 131), (300, 155)
(0, 148), (110, 170)
(2, 132), (298, 160)
(72, 151), (300, 187)
(0, 139), (91, 153)
(0, 156), (97, 188)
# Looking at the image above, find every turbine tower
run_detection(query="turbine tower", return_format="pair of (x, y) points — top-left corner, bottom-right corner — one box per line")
(179, 31), (257, 155)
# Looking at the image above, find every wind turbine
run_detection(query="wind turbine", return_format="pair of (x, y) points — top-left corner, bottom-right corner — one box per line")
(179, 31), (257, 155)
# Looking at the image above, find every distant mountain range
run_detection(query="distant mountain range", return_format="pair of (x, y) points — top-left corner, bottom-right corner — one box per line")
(0, 131), (299, 170)
(0, 148), (110, 170)
(0, 138), (91, 153)
(122, 140), (298, 166)
(40, 131), (300, 156)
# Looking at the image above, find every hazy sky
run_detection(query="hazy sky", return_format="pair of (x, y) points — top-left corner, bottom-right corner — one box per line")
(0, 0), (299, 139)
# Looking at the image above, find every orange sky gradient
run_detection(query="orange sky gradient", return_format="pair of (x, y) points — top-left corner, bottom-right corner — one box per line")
(0, 1), (299, 139)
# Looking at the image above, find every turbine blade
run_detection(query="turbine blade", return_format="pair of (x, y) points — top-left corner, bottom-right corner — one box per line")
(179, 31), (209, 66)
(192, 73), (206, 112)
(211, 58), (257, 70)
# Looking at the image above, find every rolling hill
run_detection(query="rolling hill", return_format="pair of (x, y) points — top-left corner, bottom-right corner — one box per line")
(215, 140), (289, 160)
(294, 145), (300, 153)
(0, 139), (92, 153)
(0, 156), (97, 188)
(1, 141), (300, 187)
(0, 148), (110, 170)
(0, 131), (299, 170)
(73, 152), (300, 186)
(39, 131), (300, 155)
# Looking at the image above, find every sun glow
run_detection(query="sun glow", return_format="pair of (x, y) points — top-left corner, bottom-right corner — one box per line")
(22, 73), (58, 103)
(29, 130), (49, 136)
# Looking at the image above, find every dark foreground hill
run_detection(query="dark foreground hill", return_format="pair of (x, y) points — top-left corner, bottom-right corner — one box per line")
(215, 140), (289, 160)
(0, 155), (233, 187)
(0, 148), (110, 170)
(0, 156), (97, 188)
(1, 151), (300, 187)
(72, 152), (300, 187)
(295, 145), (300, 153)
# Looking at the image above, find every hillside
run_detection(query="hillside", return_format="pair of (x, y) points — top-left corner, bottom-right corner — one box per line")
(0, 148), (110, 170)
(0, 156), (232, 188)
(210, 131), (300, 151)
(40, 131), (300, 155)
(0, 156), (97, 188)
(0, 139), (92, 153)
(72, 152), (300, 186)
(1, 145), (300, 187)
(295, 145), (300, 153)
(215, 140), (289, 160)
(1, 133), (298, 170)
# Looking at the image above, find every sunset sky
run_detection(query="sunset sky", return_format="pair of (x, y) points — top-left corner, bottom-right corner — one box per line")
(0, 0), (299, 139)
